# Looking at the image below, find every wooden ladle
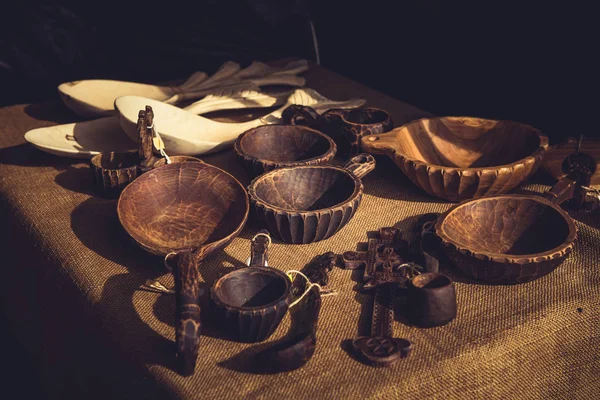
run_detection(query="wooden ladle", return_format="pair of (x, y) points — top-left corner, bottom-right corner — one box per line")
(117, 161), (249, 375)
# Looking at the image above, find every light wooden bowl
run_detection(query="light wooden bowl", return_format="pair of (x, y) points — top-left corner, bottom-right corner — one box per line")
(361, 117), (549, 201)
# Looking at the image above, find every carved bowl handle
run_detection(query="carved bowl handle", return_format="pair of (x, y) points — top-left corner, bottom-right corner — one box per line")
(342, 153), (376, 179)
(167, 249), (203, 376)
(248, 230), (271, 267)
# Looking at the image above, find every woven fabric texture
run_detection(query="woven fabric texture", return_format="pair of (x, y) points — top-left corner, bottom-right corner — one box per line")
(0, 64), (598, 400)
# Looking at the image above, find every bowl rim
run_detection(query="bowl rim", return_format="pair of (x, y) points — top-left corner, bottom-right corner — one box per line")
(210, 266), (292, 311)
(337, 107), (392, 126)
(434, 194), (577, 263)
(248, 164), (363, 214)
(117, 161), (250, 256)
(378, 116), (549, 172)
(234, 124), (337, 168)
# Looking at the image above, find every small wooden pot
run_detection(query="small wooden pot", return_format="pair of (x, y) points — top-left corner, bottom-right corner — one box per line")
(90, 150), (140, 198)
(361, 116), (549, 202)
(248, 154), (376, 244)
(435, 194), (577, 284)
(406, 273), (456, 327)
(211, 266), (291, 343)
(234, 124), (336, 178)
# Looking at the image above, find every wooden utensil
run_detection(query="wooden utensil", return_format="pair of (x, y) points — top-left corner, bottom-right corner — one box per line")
(211, 231), (291, 343)
(117, 161), (249, 375)
(541, 136), (600, 188)
(248, 154), (376, 244)
(361, 116), (549, 202)
(89, 107), (159, 198)
(115, 88), (366, 156)
(283, 105), (394, 156)
(234, 124), (337, 178)
(25, 85), (296, 159)
(58, 59), (309, 117)
(341, 227), (415, 367)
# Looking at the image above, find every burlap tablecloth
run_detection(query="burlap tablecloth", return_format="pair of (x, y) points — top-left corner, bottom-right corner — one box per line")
(0, 65), (598, 399)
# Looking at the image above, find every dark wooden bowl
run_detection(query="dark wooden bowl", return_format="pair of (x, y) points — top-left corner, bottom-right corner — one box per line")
(234, 124), (336, 178)
(117, 161), (249, 375)
(361, 117), (549, 201)
(320, 107), (393, 156)
(211, 266), (291, 342)
(435, 194), (577, 284)
(248, 154), (376, 244)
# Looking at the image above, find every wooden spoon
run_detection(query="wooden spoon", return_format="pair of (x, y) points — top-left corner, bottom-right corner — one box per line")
(58, 59), (309, 118)
(115, 88), (367, 156)
(25, 85), (296, 159)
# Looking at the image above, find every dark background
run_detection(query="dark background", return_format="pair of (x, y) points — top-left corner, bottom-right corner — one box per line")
(0, 1), (597, 397)
(1, 1), (597, 143)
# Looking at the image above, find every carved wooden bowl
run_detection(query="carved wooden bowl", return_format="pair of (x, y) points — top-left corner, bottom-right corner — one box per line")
(234, 124), (336, 178)
(248, 154), (376, 244)
(435, 194), (577, 284)
(361, 117), (549, 201)
(117, 161), (249, 375)
(211, 266), (291, 342)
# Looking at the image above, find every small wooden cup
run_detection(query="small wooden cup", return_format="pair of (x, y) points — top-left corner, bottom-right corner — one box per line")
(90, 150), (140, 198)
(234, 124), (337, 178)
(361, 116), (549, 202)
(248, 154), (376, 244)
(406, 272), (456, 327)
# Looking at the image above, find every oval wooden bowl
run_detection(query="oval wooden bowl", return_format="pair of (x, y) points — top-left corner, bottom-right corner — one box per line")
(117, 161), (249, 256)
(435, 194), (577, 284)
(248, 154), (376, 244)
(234, 124), (336, 178)
(361, 117), (549, 201)
(211, 266), (291, 342)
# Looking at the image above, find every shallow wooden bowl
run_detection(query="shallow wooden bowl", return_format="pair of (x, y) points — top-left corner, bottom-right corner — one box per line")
(211, 266), (291, 342)
(118, 161), (248, 256)
(248, 154), (376, 244)
(435, 194), (577, 284)
(117, 161), (249, 374)
(234, 124), (336, 178)
(361, 117), (549, 201)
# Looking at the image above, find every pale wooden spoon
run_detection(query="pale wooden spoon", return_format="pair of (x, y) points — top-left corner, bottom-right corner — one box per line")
(58, 59), (309, 118)
(115, 88), (367, 156)
(26, 84), (296, 159)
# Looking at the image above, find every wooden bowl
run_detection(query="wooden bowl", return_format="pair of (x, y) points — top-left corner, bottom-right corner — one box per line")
(248, 154), (376, 244)
(361, 117), (549, 201)
(234, 124), (336, 178)
(211, 266), (291, 342)
(435, 194), (577, 284)
(117, 161), (249, 375)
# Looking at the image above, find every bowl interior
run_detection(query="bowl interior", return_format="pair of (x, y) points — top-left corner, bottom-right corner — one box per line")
(395, 117), (542, 168)
(118, 162), (248, 252)
(240, 125), (332, 162)
(92, 151), (138, 170)
(440, 197), (571, 255)
(214, 268), (288, 308)
(345, 108), (388, 125)
(253, 167), (357, 211)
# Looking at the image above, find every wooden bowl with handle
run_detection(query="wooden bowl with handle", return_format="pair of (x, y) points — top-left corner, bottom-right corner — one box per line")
(234, 124), (336, 178)
(361, 116), (549, 202)
(117, 161), (249, 375)
(248, 154), (376, 244)
(435, 193), (577, 284)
